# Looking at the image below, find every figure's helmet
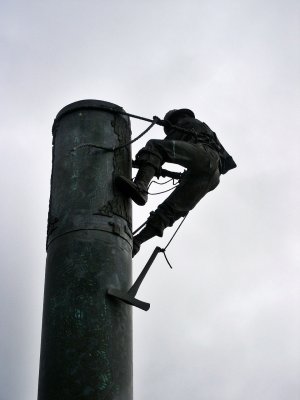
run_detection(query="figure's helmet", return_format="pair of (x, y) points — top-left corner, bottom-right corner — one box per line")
(163, 108), (195, 133)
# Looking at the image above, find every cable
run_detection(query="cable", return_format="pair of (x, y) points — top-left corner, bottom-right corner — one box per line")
(72, 107), (215, 154)
(148, 185), (179, 195)
(163, 215), (188, 251)
(72, 121), (156, 153)
(149, 178), (173, 185)
(132, 221), (147, 236)
(147, 175), (179, 195)
(113, 121), (156, 151)
(161, 251), (173, 269)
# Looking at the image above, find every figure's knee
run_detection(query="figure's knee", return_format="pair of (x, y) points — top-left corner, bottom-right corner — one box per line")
(189, 147), (220, 177)
(208, 170), (220, 192)
(147, 204), (187, 237)
(146, 210), (168, 237)
(145, 139), (163, 148)
(135, 140), (164, 171)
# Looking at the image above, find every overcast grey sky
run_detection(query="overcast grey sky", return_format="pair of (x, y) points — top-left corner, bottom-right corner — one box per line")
(1, 0), (299, 399)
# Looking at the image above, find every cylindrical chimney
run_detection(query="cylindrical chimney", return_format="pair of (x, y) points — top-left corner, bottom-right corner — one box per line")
(38, 100), (133, 400)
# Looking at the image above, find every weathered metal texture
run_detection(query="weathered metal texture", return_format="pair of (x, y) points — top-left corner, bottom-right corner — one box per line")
(38, 100), (133, 400)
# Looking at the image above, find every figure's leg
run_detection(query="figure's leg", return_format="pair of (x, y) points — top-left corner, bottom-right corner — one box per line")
(133, 142), (220, 256)
(132, 204), (184, 256)
(115, 164), (156, 206)
(136, 139), (220, 213)
(115, 140), (165, 205)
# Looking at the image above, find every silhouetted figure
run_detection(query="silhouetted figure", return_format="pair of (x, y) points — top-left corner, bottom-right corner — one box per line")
(116, 109), (236, 256)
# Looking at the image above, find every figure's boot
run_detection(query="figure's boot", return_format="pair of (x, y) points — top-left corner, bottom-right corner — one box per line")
(132, 224), (158, 257)
(115, 165), (156, 206)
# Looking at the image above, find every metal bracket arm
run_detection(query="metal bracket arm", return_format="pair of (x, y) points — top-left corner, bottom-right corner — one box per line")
(107, 246), (162, 311)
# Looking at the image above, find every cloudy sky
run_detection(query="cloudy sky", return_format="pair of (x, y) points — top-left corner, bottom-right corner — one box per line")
(1, 0), (299, 399)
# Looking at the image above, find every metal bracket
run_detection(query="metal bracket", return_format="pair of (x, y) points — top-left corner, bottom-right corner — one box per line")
(108, 221), (121, 236)
(107, 246), (162, 311)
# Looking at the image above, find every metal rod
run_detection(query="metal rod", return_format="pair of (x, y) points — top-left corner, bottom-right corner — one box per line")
(107, 247), (162, 312)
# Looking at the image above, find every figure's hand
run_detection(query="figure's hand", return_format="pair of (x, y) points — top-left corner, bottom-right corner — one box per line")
(152, 116), (165, 126)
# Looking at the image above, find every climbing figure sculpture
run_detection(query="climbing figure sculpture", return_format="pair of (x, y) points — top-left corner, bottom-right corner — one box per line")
(116, 109), (237, 257)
